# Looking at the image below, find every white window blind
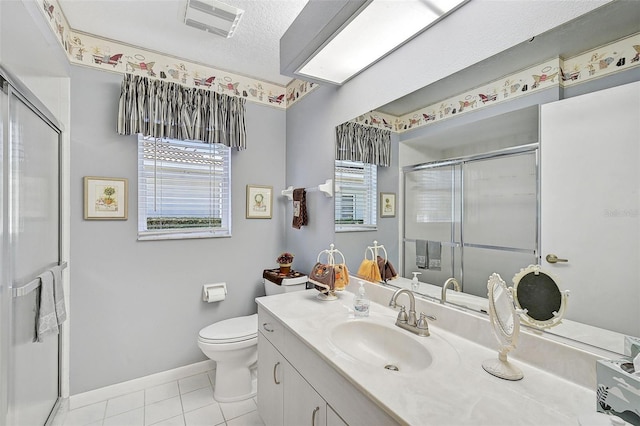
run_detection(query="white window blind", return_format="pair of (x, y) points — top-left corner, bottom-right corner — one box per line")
(413, 166), (454, 223)
(138, 136), (231, 240)
(335, 160), (377, 231)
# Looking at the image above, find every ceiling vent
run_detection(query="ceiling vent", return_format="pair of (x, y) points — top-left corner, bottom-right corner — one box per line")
(183, 0), (244, 38)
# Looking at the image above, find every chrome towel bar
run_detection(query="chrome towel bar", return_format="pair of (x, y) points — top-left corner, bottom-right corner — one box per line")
(11, 261), (68, 298)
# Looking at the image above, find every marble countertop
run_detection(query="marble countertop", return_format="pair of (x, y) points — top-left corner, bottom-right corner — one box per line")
(256, 288), (596, 426)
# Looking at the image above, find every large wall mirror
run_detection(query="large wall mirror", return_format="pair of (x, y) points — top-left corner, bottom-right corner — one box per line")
(334, 1), (640, 356)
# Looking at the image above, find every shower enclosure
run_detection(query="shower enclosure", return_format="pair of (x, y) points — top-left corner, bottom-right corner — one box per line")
(1, 68), (64, 426)
(402, 145), (539, 296)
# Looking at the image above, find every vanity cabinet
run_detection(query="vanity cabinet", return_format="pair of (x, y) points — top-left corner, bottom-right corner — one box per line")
(257, 333), (284, 426)
(257, 306), (392, 426)
(283, 361), (327, 426)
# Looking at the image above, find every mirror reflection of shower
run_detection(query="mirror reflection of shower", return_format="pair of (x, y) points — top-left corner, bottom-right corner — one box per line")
(403, 145), (538, 299)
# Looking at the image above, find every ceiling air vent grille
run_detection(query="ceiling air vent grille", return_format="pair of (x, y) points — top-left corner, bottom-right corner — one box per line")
(183, 0), (244, 38)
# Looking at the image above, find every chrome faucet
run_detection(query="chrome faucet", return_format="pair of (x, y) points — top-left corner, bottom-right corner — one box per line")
(388, 288), (430, 337)
(441, 278), (461, 304)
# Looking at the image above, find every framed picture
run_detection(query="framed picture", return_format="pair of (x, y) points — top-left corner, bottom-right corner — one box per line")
(84, 176), (128, 220)
(380, 192), (396, 218)
(246, 185), (273, 219)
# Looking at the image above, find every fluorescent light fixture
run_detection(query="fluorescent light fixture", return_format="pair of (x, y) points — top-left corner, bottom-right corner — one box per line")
(184, 0), (244, 38)
(298, 0), (466, 84)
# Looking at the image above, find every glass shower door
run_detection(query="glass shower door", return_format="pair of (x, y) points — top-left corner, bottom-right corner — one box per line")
(403, 164), (461, 285)
(2, 76), (62, 426)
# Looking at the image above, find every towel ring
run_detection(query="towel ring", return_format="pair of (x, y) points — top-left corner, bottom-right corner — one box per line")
(316, 243), (346, 266)
(365, 242), (387, 262)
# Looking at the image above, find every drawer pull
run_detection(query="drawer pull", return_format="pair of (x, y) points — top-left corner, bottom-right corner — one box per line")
(263, 323), (274, 332)
(273, 362), (281, 385)
(311, 406), (320, 426)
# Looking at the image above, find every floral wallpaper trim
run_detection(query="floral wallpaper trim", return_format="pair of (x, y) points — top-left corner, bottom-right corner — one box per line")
(354, 33), (640, 134)
(39, 0), (318, 109)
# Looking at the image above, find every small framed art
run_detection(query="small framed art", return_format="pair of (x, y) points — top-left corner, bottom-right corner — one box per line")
(84, 176), (128, 220)
(380, 192), (396, 218)
(246, 185), (273, 219)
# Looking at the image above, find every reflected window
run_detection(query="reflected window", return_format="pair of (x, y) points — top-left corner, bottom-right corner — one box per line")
(335, 160), (377, 232)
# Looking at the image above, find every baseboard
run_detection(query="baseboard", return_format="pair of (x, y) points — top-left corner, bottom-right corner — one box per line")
(69, 360), (215, 410)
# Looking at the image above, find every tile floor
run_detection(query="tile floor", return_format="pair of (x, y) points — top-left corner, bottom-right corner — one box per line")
(53, 370), (265, 426)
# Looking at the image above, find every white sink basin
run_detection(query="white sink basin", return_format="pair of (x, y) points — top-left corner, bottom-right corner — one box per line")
(329, 320), (433, 373)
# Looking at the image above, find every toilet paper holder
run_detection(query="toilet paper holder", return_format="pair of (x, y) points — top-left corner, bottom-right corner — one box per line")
(202, 282), (227, 302)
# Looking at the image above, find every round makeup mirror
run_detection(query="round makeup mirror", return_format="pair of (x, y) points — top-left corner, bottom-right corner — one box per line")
(482, 273), (524, 381)
(512, 265), (569, 330)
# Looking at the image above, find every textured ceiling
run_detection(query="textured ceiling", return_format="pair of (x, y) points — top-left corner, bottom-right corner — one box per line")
(58, 0), (309, 86)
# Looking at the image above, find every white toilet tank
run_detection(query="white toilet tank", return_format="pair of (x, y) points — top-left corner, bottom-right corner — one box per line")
(263, 271), (308, 295)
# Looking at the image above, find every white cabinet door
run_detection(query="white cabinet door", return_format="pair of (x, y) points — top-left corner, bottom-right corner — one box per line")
(283, 361), (327, 426)
(540, 81), (640, 336)
(257, 333), (284, 426)
(327, 405), (348, 426)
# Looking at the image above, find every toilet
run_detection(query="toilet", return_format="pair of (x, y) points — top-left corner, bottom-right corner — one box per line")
(197, 273), (307, 402)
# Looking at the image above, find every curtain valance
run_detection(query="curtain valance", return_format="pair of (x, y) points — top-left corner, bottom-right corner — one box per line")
(335, 122), (391, 167)
(117, 73), (246, 150)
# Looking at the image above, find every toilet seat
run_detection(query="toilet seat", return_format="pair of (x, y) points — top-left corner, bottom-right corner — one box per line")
(198, 313), (257, 344)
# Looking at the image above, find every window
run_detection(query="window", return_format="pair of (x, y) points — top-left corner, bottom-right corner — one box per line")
(138, 136), (231, 240)
(335, 160), (377, 231)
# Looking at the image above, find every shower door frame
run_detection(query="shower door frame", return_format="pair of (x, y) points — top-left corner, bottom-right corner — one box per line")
(401, 143), (540, 293)
(0, 66), (65, 426)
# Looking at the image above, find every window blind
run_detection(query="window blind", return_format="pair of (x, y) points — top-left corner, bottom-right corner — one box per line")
(335, 160), (377, 231)
(138, 136), (231, 239)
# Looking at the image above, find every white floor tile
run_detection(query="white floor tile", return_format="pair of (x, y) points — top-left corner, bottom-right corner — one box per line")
(218, 399), (256, 421)
(150, 414), (185, 426)
(64, 401), (106, 426)
(103, 407), (144, 426)
(226, 410), (264, 426)
(183, 404), (225, 426)
(144, 396), (183, 426)
(145, 381), (180, 405)
(181, 387), (215, 413)
(178, 373), (211, 395)
(106, 390), (145, 418)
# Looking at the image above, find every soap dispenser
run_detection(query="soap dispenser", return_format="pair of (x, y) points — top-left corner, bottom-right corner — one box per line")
(354, 281), (370, 317)
(411, 272), (422, 291)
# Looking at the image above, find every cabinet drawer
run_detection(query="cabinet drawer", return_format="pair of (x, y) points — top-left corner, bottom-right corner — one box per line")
(258, 307), (284, 349)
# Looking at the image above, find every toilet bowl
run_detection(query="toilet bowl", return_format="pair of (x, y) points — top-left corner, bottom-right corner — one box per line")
(197, 314), (258, 402)
(197, 274), (307, 402)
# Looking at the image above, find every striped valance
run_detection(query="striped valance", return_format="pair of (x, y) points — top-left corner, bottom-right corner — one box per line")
(117, 73), (246, 150)
(335, 122), (391, 167)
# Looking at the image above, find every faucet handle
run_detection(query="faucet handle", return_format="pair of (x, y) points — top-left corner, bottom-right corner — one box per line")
(396, 305), (408, 324)
(417, 312), (430, 330)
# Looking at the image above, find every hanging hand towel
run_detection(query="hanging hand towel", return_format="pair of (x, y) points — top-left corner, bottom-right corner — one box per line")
(427, 240), (442, 270)
(377, 256), (398, 281)
(292, 188), (308, 229)
(357, 259), (382, 283)
(416, 240), (427, 269)
(334, 263), (350, 291)
(35, 270), (59, 342)
(310, 262), (335, 294)
(51, 264), (66, 325)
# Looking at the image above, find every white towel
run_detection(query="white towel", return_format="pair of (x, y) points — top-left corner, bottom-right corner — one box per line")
(36, 270), (59, 342)
(51, 265), (66, 325)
